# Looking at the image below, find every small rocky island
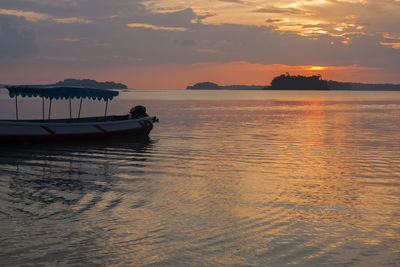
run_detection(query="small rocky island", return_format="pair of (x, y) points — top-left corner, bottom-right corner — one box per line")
(186, 82), (264, 90)
(187, 82), (221, 89)
(56, 78), (127, 89)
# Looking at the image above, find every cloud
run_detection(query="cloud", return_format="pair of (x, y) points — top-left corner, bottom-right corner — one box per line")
(379, 42), (400, 49)
(0, 0), (145, 18)
(253, 7), (302, 14)
(265, 18), (287, 23)
(53, 17), (92, 24)
(126, 23), (187, 31)
(132, 8), (198, 28)
(0, 8), (48, 21)
(197, 49), (218, 53)
(180, 39), (197, 46)
(382, 32), (400, 40)
(0, 14), (37, 58)
(55, 37), (84, 42)
(218, 0), (245, 4)
(0, 8), (92, 23)
(380, 32), (400, 49)
(142, 0), (400, 43)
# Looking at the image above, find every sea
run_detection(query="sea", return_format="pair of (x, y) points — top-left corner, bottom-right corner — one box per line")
(0, 89), (399, 266)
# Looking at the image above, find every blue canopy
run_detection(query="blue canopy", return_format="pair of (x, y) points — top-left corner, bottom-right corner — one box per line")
(5, 85), (119, 101)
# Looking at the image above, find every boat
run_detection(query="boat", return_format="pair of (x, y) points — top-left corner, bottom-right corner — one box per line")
(0, 85), (158, 142)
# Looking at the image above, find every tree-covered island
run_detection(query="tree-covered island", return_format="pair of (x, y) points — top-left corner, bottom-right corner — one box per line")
(268, 73), (328, 90)
(56, 78), (127, 89)
(0, 79), (127, 89)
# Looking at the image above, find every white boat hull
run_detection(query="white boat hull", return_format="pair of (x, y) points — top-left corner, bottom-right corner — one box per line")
(0, 116), (156, 142)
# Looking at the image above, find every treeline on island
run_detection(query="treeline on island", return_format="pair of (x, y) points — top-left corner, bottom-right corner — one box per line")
(1, 79), (128, 89)
(187, 73), (400, 91)
(56, 78), (127, 89)
(269, 73), (328, 90)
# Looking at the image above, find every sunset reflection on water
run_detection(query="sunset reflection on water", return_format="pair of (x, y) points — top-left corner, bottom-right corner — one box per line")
(0, 90), (399, 265)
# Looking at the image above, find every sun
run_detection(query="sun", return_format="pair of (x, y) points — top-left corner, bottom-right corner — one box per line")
(306, 66), (326, 71)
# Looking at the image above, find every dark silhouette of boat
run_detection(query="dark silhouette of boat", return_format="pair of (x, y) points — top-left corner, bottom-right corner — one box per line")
(0, 85), (158, 142)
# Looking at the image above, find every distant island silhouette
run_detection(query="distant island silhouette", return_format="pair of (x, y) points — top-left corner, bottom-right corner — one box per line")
(56, 78), (127, 89)
(187, 82), (264, 90)
(187, 73), (400, 91)
(269, 73), (328, 90)
(0, 79), (128, 90)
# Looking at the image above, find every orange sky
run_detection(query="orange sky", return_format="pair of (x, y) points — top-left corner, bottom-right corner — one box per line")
(120, 62), (392, 89)
(1, 61), (396, 89)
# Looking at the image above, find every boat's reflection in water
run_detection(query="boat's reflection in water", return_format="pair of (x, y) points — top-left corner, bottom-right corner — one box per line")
(1, 136), (154, 220)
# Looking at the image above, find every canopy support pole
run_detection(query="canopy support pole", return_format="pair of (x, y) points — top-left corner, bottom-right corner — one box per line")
(42, 97), (44, 121)
(48, 99), (52, 120)
(69, 99), (72, 120)
(15, 95), (19, 121)
(104, 100), (108, 120)
(78, 99), (83, 119)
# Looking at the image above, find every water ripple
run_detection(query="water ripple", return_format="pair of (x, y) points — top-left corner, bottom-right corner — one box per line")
(1, 95), (400, 265)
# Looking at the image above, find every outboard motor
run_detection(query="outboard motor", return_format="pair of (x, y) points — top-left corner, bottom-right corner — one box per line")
(129, 105), (149, 119)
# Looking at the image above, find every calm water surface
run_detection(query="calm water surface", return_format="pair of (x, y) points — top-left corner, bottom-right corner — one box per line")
(0, 90), (399, 266)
